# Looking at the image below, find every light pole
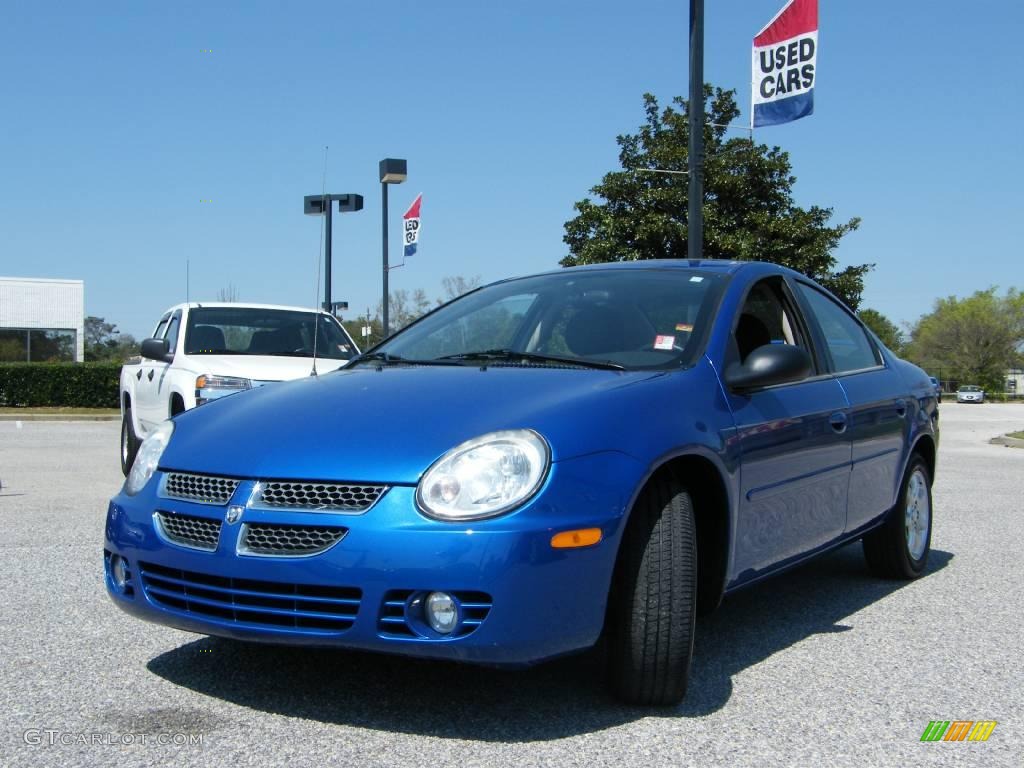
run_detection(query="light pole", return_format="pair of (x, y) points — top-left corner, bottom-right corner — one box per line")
(687, 0), (705, 262)
(303, 193), (364, 311)
(379, 158), (408, 337)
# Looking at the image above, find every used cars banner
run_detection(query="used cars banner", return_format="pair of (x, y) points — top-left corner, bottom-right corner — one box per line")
(752, 0), (818, 128)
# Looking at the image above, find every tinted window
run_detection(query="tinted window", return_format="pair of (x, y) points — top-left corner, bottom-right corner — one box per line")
(184, 308), (356, 360)
(734, 279), (812, 366)
(797, 283), (880, 373)
(164, 312), (181, 354)
(377, 269), (724, 370)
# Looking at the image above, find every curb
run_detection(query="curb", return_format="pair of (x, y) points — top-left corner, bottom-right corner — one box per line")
(0, 414), (119, 422)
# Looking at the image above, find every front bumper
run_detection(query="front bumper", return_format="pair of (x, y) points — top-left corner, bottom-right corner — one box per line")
(104, 451), (643, 667)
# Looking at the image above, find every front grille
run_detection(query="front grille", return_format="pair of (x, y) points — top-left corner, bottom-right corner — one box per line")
(378, 589), (493, 638)
(155, 510), (222, 552)
(139, 562), (361, 633)
(252, 481), (387, 512)
(239, 523), (347, 556)
(163, 472), (239, 505)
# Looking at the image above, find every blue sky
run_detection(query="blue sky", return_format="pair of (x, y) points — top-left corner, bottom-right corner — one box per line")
(1, 1), (1021, 339)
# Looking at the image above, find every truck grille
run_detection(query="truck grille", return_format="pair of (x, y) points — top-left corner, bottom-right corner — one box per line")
(239, 523), (347, 556)
(139, 562), (361, 633)
(163, 472), (239, 505)
(252, 481), (387, 512)
(155, 510), (222, 551)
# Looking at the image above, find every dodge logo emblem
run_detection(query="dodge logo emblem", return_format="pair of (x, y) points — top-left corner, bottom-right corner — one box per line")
(225, 505), (243, 525)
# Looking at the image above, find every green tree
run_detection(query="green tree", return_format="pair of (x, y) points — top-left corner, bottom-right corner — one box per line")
(84, 316), (138, 362)
(906, 288), (1023, 392)
(858, 308), (904, 354)
(562, 88), (869, 308)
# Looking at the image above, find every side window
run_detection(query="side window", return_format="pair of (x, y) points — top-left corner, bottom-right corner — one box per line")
(152, 315), (170, 341)
(796, 283), (880, 373)
(733, 279), (812, 365)
(164, 311), (182, 355)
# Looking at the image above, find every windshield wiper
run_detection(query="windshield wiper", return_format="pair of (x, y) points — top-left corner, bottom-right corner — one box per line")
(438, 349), (625, 371)
(346, 351), (459, 367)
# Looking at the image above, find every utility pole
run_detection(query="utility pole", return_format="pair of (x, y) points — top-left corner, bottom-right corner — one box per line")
(687, 0), (705, 262)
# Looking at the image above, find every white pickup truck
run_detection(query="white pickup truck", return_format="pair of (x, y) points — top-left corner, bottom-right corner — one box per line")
(119, 302), (359, 474)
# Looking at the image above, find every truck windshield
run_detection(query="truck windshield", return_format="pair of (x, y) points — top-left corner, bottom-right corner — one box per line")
(184, 308), (356, 360)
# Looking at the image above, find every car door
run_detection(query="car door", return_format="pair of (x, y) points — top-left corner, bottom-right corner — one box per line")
(793, 281), (909, 533)
(137, 312), (172, 433)
(725, 277), (851, 582)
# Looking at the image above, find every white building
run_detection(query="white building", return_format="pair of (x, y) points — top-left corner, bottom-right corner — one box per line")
(0, 277), (85, 362)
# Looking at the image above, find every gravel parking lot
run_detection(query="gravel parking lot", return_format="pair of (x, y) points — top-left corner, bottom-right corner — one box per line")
(1, 403), (1021, 768)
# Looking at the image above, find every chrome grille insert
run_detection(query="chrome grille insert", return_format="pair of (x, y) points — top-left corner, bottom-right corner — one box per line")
(239, 523), (348, 557)
(154, 511), (221, 552)
(138, 562), (361, 633)
(162, 472), (239, 505)
(252, 481), (387, 512)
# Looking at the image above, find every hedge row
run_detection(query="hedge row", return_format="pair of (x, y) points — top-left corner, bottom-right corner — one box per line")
(0, 363), (122, 408)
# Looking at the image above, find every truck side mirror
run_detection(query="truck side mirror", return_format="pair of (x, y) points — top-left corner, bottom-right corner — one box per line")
(140, 337), (172, 362)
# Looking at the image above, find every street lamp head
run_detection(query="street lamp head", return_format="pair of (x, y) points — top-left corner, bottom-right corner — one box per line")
(304, 194), (364, 214)
(379, 158), (407, 184)
(303, 195), (327, 215)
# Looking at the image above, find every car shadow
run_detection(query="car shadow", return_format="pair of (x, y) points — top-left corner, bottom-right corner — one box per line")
(146, 544), (953, 741)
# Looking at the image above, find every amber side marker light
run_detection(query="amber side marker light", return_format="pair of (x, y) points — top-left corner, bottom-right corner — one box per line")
(551, 528), (603, 549)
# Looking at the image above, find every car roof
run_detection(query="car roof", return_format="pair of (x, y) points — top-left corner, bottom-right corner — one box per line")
(492, 259), (803, 285)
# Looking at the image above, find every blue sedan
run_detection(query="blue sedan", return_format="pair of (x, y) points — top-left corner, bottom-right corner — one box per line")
(104, 260), (939, 705)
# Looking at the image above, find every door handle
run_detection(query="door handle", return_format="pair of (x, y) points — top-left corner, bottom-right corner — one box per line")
(136, 369), (142, 380)
(895, 399), (907, 417)
(829, 411), (847, 433)
(147, 369), (154, 382)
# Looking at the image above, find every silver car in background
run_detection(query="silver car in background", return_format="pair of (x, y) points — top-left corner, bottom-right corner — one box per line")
(956, 385), (984, 403)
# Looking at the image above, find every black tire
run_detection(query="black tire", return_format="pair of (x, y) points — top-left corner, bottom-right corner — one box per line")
(120, 407), (140, 476)
(862, 454), (932, 579)
(607, 474), (697, 705)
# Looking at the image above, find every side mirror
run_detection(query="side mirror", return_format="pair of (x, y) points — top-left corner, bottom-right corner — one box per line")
(725, 343), (812, 392)
(140, 337), (172, 362)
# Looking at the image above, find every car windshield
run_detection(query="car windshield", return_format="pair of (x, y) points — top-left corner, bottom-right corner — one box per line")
(365, 268), (725, 371)
(960, 385), (981, 392)
(184, 307), (357, 360)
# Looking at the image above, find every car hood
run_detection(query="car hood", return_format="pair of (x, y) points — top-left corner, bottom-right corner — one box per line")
(161, 364), (673, 483)
(180, 354), (347, 382)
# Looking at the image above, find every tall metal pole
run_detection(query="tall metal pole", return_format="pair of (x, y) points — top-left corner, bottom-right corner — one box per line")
(324, 199), (333, 312)
(687, 0), (705, 262)
(381, 182), (390, 337)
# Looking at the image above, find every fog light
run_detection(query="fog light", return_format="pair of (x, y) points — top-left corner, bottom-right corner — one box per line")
(425, 591), (458, 634)
(110, 554), (129, 591)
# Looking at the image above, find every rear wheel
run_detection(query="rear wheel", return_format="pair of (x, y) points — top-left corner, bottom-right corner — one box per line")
(120, 407), (140, 476)
(606, 474), (697, 705)
(863, 454), (932, 579)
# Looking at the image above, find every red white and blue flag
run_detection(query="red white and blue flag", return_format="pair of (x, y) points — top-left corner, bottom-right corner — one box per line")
(752, 0), (818, 128)
(402, 194), (422, 258)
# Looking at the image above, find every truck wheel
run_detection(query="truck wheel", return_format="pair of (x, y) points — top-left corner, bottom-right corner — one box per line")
(862, 454), (932, 579)
(121, 408), (140, 476)
(606, 474), (697, 705)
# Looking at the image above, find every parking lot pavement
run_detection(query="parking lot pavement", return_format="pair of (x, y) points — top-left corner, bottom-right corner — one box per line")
(1, 403), (1021, 768)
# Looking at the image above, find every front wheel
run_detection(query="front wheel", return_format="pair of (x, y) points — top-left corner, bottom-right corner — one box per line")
(120, 408), (140, 476)
(606, 474), (697, 705)
(862, 454), (932, 579)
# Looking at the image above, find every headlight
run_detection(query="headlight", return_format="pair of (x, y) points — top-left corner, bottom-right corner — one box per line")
(125, 420), (174, 496)
(195, 374), (251, 405)
(416, 430), (550, 521)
